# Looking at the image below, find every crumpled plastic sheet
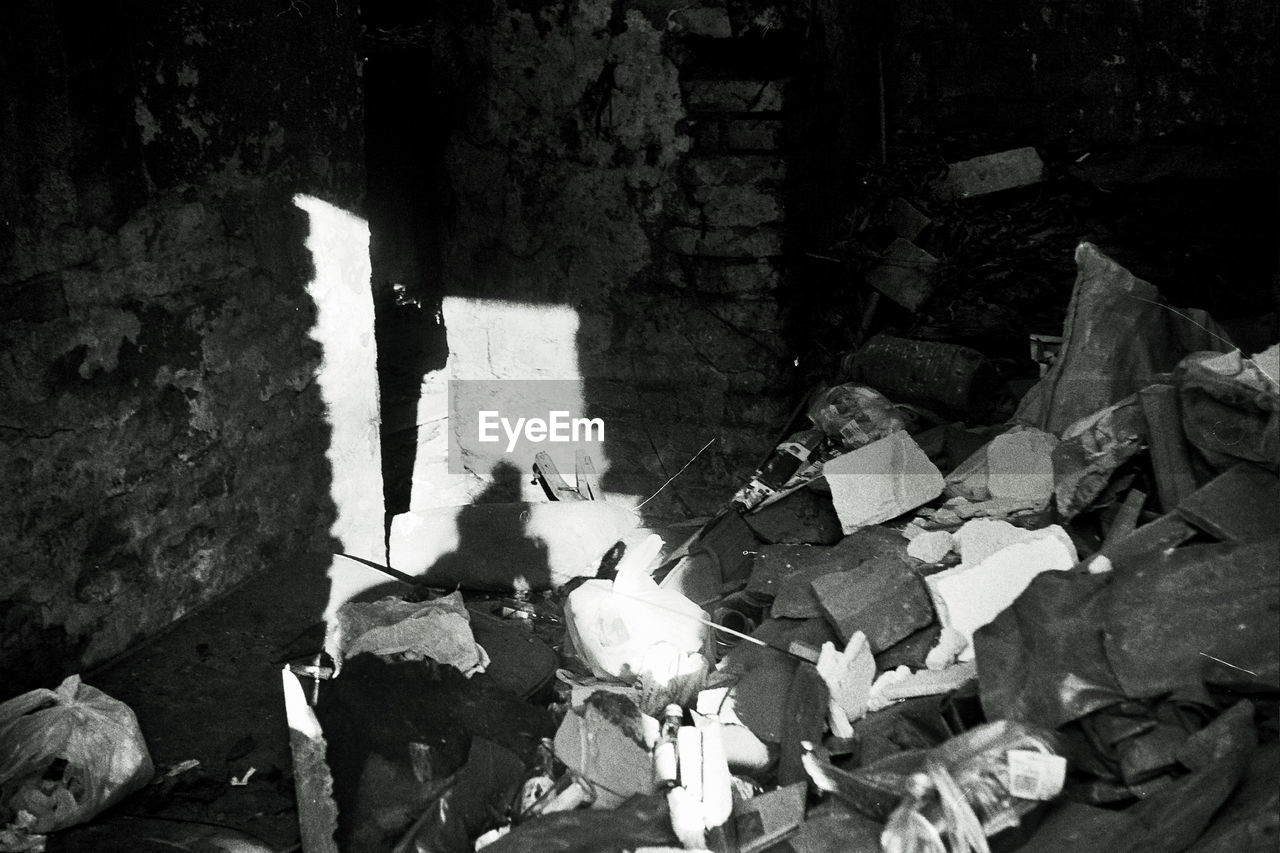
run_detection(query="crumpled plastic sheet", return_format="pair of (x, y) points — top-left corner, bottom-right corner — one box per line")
(975, 538), (1280, 729)
(1014, 242), (1232, 436)
(336, 591), (489, 676)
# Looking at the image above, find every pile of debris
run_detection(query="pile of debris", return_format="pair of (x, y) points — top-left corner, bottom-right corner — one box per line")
(3, 153), (1276, 852)
(270, 241), (1274, 852)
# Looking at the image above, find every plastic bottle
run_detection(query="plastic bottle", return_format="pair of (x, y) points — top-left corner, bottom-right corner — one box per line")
(731, 429), (826, 510)
(653, 703), (684, 790)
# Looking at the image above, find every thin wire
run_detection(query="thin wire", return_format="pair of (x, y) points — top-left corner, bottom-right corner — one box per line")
(635, 438), (717, 509)
(1118, 292), (1279, 386)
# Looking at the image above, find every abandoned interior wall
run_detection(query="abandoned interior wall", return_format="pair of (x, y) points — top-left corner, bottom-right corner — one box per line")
(431, 0), (807, 518)
(0, 0), (363, 694)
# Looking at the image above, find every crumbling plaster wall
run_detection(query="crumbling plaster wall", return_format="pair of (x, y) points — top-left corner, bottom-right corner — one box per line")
(0, 1), (363, 694)
(436, 0), (804, 518)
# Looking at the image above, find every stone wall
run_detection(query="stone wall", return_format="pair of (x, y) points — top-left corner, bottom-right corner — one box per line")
(424, 0), (808, 519)
(0, 0), (363, 694)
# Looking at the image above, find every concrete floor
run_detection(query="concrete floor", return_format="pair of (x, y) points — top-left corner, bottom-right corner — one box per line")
(69, 553), (337, 851)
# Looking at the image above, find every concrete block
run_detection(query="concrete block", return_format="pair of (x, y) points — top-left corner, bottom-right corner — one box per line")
(925, 534), (1075, 662)
(935, 146), (1045, 200)
(864, 238), (940, 312)
(682, 79), (785, 113)
(986, 428), (1059, 506)
(952, 518), (1076, 569)
(887, 197), (931, 242)
(824, 431), (945, 532)
(811, 555), (935, 652)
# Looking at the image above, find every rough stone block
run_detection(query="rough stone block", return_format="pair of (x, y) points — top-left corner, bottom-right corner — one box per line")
(684, 156), (787, 188)
(935, 146), (1045, 200)
(864, 238), (939, 312)
(744, 488), (843, 545)
(693, 185), (784, 228)
(724, 119), (785, 152)
(682, 79), (786, 113)
(824, 431), (945, 532)
(747, 525), (909, 602)
(688, 259), (781, 295)
(665, 226), (785, 258)
(986, 428), (1059, 506)
(811, 556), (935, 652)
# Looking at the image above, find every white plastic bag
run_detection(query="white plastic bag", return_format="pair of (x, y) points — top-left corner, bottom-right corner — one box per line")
(563, 535), (710, 709)
(0, 675), (154, 838)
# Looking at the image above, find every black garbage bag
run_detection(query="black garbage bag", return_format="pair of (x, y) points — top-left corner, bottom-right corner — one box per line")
(976, 539), (1280, 728)
(1016, 700), (1259, 853)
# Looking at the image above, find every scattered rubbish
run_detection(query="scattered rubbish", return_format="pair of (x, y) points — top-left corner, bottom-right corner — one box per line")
(0, 675), (154, 846)
(824, 430), (945, 532)
(905, 528), (954, 563)
(807, 382), (906, 452)
(1176, 343), (1280, 472)
(1015, 242), (1233, 435)
(228, 767), (256, 787)
(334, 591), (490, 677)
(865, 238), (941, 312)
(868, 661), (978, 712)
(1050, 395), (1147, 520)
(886, 197), (932, 243)
(564, 535), (710, 712)
(265, 235), (1276, 852)
(933, 146), (1046, 199)
(812, 554), (936, 653)
(926, 528), (1077, 663)
(844, 335), (1003, 416)
(731, 427), (825, 511)
(815, 632), (876, 736)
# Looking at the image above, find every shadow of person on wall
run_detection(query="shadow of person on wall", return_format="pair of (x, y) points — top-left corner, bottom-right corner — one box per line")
(414, 460), (553, 594)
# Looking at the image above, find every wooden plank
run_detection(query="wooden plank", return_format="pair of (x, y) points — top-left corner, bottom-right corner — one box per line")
(533, 451), (584, 501)
(574, 450), (602, 501)
(1139, 384), (1198, 512)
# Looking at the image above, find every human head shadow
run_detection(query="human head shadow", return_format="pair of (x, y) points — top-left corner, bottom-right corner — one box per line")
(411, 460), (554, 595)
